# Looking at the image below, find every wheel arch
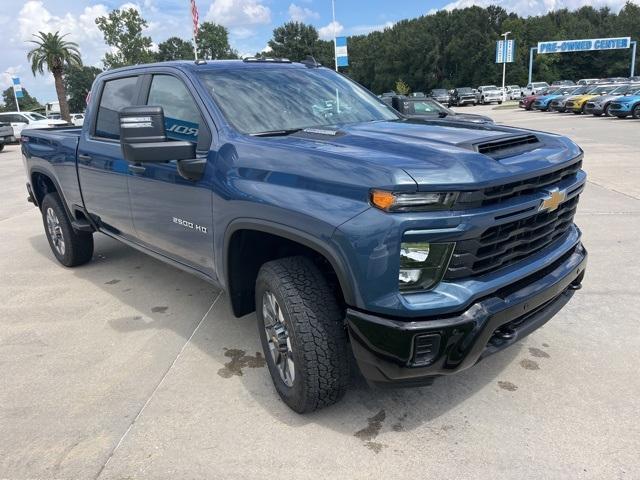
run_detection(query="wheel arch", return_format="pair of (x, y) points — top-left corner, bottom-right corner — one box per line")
(223, 219), (357, 318)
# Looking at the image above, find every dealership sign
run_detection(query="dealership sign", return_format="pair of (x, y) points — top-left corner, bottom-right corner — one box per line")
(495, 39), (515, 63)
(537, 36), (631, 54)
(335, 36), (348, 67)
(12, 77), (23, 98)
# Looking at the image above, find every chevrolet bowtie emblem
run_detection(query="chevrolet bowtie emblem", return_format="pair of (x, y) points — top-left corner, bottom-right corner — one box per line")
(539, 188), (566, 213)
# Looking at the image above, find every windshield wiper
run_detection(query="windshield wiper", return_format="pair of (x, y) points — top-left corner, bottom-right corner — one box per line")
(251, 128), (303, 137)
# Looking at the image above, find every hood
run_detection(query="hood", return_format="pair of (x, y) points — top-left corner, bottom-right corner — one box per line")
(536, 94), (561, 102)
(589, 94), (621, 104)
(614, 95), (640, 104)
(239, 120), (582, 193)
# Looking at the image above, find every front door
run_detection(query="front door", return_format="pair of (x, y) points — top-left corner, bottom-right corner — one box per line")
(127, 73), (214, 275)
(77, 75), (141, 237)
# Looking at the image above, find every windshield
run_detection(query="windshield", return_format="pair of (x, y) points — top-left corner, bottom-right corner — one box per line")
(431, 89), (447, 95)
(609, 85), (630, 94)
(533, 82), (548, 88)
(483, 86), (498, 91)
(25, 112), (47, 120)
(588, 86), (612, 94)
(457, 87), (472, 93)
(198, 66), (398, 134)
(408, 99), (447, 115)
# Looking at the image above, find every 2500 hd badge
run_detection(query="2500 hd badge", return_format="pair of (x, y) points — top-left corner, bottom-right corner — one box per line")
(173, 216), (208, 234)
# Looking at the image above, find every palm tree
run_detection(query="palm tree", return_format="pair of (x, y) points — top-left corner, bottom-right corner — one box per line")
(27, 31), (82, 122)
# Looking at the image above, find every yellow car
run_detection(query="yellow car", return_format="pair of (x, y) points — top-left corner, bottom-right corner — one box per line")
(564, 84), (617, 114)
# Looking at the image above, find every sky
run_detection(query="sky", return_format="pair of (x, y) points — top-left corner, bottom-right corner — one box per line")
(1, 0), (637, 103)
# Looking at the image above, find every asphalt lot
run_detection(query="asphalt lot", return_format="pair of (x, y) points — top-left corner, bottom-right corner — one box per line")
(1, 107), (639, 479)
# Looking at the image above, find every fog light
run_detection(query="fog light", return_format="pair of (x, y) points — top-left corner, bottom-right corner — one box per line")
(399, 242), (454, 291)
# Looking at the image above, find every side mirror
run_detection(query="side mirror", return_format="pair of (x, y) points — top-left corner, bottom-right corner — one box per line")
(119, 106), (195, 163)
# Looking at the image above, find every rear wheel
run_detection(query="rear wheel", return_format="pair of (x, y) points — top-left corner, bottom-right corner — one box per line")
(632, 104), (640, 119)
(0, 143), (4, 152)
(41, 193), (94, 267)
(255, 256), (349, 413)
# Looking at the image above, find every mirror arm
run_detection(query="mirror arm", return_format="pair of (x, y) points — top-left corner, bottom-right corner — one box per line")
(177, 156), (207, 181)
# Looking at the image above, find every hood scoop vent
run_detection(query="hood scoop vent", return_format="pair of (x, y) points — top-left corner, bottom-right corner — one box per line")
(474, 134), (540, 159)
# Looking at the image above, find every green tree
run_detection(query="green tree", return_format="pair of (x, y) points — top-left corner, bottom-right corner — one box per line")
(395, 79), (410, 95)
(1, 87), (42, 112)
(267, 22), (333, 66)
(96, 8), (155, 69)
(196, 23), (237, 60)
(27, 31), (82, 122)
(157, 36), (194, 61)
(64, 65), (102, 113)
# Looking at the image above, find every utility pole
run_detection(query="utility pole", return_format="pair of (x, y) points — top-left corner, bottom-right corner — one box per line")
(332, 0), (337, 71)
(501, 31), (511, 102)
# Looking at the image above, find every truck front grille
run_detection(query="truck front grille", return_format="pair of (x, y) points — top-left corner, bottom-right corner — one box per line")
(445, 195), (579, 280)
(456, 160), (581, 208)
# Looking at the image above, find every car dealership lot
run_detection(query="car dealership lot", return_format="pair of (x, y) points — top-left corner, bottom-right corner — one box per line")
(1, 108), (639, 479)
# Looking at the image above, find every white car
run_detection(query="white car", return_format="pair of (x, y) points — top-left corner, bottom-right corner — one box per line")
(507, 85), (522, 100)
(70, 113), (85, 126)
(0, 111), (68, 141)
(476, 85), (503, 105)
(522, 82), (550, 97)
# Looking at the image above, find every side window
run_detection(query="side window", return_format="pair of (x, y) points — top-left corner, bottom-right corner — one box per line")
(95, 76), (138, 139)
(147, 75), (202, 144)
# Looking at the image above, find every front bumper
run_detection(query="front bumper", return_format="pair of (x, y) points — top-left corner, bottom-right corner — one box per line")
(347, 243), (587, 385)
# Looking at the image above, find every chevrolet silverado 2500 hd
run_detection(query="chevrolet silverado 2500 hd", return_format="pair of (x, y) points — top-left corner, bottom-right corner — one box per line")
(21, 59), (587, 413)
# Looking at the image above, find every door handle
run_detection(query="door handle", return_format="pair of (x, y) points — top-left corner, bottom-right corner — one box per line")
(78, 154), (92, 163)
(128, 164), (146, 174)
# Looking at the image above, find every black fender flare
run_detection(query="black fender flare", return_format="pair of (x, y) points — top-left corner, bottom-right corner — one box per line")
(223, 219), (357, 307)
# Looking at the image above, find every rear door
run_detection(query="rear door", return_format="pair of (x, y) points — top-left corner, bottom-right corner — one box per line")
(77, 75), (142, 237)
(127, 72), (215, 274)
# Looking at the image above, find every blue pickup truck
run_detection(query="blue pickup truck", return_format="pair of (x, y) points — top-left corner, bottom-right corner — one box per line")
(21, 59), (587, 413)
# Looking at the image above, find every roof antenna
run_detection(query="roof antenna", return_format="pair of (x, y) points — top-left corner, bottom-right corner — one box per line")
(301, 56), (321, 68)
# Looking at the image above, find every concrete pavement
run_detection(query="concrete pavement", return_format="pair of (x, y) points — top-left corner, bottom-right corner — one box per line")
(0, 107), (639, 479)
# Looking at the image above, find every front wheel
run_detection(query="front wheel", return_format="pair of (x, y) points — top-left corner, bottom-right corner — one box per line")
(41, 192), (94, 267)
(604, 104), (612, 117)
(256, 256), (349, 413)
(498, 101), (503, 105)
(632, 105), (640, 119)
(0, 143), (4, 152)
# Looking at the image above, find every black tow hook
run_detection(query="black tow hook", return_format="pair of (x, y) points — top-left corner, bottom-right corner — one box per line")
(569, 282), (582, 291)
(494, 327), (516, 341)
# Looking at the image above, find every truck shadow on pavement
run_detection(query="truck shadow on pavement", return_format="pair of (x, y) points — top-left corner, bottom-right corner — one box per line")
(28, 232), (522, 449)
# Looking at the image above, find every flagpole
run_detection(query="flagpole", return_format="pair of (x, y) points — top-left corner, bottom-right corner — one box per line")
(332, 0), (338, 71)
(190, 0), (199, 60)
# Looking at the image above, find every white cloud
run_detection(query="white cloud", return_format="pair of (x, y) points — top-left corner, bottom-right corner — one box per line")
(206, 0), (271, 27)
(0, 66), (24, 89)
(17, 1), (109, 66)
(288, 3), (320, 22)
(349, 21), (395, 36)
(318, 21), (343, 40)
(432, 0), (637, 16)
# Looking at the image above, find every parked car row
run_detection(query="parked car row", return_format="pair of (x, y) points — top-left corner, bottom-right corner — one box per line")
(0, 111), (85, 144)
(380, 94), (494, 124)
(519, 82), (640, 118)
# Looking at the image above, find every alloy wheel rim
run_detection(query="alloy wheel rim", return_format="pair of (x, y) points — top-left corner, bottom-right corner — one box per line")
(262, 290), (295, 387)
(46, 207), (65, 256)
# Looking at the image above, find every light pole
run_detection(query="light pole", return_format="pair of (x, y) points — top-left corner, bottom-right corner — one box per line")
(332, 0), (337, 71)
(501, 31), (511, 102)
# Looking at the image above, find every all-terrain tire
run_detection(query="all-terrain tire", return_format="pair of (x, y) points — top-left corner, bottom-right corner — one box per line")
(41, 192), (94, 267)
(255, 256), (349, 413)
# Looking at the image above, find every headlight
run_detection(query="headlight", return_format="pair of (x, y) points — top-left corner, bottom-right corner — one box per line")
(399, 242), (455, 291)
(371, 190), (458, 212)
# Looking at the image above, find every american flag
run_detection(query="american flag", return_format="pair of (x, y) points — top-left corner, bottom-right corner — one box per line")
(190, 0), (199, 38)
